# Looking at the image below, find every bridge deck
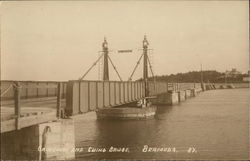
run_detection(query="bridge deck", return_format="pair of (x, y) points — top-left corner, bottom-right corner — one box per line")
(1, 97), (65, 133)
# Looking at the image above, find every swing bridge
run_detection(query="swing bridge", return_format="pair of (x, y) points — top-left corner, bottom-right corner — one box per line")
(0, 36), (202, 133)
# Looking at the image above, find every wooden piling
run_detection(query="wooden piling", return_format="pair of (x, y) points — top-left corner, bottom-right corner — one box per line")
(56, 82), (62, 118)
(14, 82), (21, 130)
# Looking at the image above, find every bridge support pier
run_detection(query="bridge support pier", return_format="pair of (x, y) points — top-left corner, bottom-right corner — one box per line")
(190, 89), (197, 97)
(185, 90), (192, 99)
(178, 91), (186, 102)
(96, 106), (156, 120)
(1, 119), (75, 160)
(155, 91), (179, 105)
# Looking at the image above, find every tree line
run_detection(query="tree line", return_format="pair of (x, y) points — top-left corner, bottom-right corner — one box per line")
(147, 70), (248, 83)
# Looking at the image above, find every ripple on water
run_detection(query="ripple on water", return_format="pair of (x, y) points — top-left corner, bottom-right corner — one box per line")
(74, 88), (249, 160)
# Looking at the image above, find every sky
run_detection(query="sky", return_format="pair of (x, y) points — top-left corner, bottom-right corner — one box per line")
(1, 1), (249, 81)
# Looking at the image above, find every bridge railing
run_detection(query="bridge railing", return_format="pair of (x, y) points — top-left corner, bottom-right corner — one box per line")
(66, 80), (146, 115)
(148, 81), (202, 96)
(0, 80), (67, 101)
(179, 83), (201, 91)
(1, 82), (64, 132)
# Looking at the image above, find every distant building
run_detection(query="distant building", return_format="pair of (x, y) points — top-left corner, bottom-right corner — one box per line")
(225, 68), (241, 78)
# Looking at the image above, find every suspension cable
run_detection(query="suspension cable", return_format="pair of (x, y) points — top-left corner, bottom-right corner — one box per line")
(79, 52), (105, 80)
(147, 54), (155, 78)
(128, 52), (144, 81)
(107, 55), (123, 81)
(147, 54), (157, 91)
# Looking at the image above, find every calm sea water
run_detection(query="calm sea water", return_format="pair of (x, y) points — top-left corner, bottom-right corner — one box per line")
(74, 88), (249, 160)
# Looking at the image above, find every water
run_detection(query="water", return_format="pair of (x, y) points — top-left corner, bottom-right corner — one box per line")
(74, 89), (249, 160)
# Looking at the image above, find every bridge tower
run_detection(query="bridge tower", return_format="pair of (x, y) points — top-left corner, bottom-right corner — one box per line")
(143, 35), (149, 97)
(102, 37), (109, 81)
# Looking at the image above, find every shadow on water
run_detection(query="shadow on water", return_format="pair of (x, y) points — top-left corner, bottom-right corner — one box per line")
(155, 105), (174, 120)
(76, 105), (177, 160)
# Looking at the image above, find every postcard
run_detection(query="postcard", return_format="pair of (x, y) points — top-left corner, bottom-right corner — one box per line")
(1, 0), (249, 160)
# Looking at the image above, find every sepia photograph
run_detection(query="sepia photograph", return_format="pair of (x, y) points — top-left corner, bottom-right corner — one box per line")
(0, 0), (249, 160)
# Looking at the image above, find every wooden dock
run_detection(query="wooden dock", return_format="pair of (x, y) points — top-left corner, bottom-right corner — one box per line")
(1, 96), (66, 133)
(1, 106), (57, 133)
(1, 82), (65, 133)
